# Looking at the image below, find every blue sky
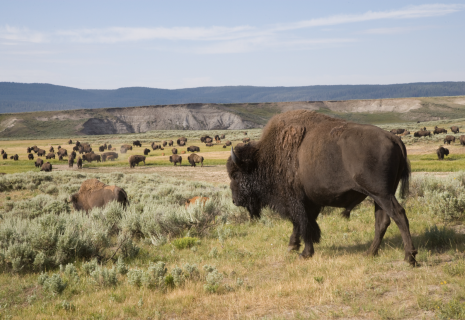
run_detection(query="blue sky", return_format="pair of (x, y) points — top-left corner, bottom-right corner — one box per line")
(0, 1), (464, 89)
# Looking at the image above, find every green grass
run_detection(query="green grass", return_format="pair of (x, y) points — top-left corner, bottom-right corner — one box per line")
(409, 154), (465, 172)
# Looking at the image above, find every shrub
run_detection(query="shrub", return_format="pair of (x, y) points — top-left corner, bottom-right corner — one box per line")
(90, 266), (118, 287)
(172, 237), (198, 249)
(40, 273), (67, 295)
(203, 265), (223, 293)
(116, 256), (128, 275)
(444, 260), (465, 276)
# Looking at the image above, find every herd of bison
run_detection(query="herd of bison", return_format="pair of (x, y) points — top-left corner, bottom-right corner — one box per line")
(0, 133), (253, 172)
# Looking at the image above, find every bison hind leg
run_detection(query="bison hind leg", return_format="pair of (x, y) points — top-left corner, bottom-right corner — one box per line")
(340, 209), (351, 219)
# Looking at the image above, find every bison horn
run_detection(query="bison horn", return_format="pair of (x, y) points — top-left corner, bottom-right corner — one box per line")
(231, 146), (240, 166)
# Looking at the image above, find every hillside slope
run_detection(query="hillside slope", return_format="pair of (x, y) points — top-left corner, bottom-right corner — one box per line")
(1, 96), (465, 139)
(1, 82), (465, 113)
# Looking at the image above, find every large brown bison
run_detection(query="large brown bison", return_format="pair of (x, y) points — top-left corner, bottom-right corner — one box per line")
(37, 149), (46, 156)
(188, 153), (204, 167)
(144, 148), (150, 155)
(82, 153), (101, 162)
(46, 153), (55, 159)
(121, 144), (133, 151)
(172, 148), (178, 155)
(163, 141), (167, 147)
(13, 154), (18, 161)
(2, 153), (7, 159)
(27, 147), (31, 153)
(224, 140), (232, 146)
(169, 154), (182, 166)
(129, 155), (146, 168)
(433, 126), (447, 134)
(168, 140), (174, 146)
(68, 157), (74, 168)
(28, 153), (34, 160)
(49, 146), (55, 153)
(133, 140), (142, 147)
(151, 142), (159, 150)
(31, 146), (39, 153)
(451, 126), (460, 134)
(444, 135), (456, 144)
(414, 130), (431, 138)
(177, 137), (187, 145)
(35, 158), (43, 168)
(460, 135), (465, 146)
(205, 137), (213, 143)
(200, 135), (212, 143)
(227, 110), (417, 265)
(68, 139), (73, 144)
(437, 147), (449, 160)
(99, 146), (105, 152)
(79, 145), (92, 154)
(77, 157), (83, 169)
(187, 146), (200, 152)
(68, 179), (128, 212)
(40, 162), (52, 172)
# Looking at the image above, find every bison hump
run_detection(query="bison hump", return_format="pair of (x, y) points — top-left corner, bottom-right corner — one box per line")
(279, 124), (306, 150)
(79, 178), (107, 193)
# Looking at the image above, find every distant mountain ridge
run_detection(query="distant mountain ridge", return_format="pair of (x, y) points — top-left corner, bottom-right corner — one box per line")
(1, 81), (465, 113)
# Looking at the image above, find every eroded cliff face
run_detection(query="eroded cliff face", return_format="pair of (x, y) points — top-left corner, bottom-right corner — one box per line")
(80, 104), (254, 135)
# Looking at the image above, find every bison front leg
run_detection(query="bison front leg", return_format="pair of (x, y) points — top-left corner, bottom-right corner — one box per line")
(298, 204), (321, 259)
(288, 222), (301, 252)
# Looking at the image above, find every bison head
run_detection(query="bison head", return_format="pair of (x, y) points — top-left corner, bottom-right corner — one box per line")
(227, 146), (261, 219)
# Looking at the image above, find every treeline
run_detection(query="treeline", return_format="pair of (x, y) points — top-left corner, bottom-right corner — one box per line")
(1, 81), (465, 114)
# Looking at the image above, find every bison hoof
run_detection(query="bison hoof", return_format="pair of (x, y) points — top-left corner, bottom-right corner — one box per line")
(405, 251), (419, 267)
(287, 245), (300, 252)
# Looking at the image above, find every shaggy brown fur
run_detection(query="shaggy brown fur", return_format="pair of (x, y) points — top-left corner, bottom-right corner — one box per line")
(35, 158), (43, 168)
(69, 178), (128, 212)
(172, 148), (178, 154)
(437, 147), (449, 160)
(40, 162), (52, 172)
(227, 110), (416, 265)
(451, 126), (460, 134)
(187, 146), (200, 152)
(129, 155), (146, 168)
(28, 153), (34, 160)
(444, 135), (456, 145)
(433, 126), (447, 134)
(77, 157), (83, 169)
(169, 154), (182, 166)
(133, 140), (142, 147)
(414, 130), (431, 137)
(188, 153), (204, 167)
(460, 135), (465, 146)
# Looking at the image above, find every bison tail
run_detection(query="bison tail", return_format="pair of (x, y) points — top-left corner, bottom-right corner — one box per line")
(397, 139), (411, 199)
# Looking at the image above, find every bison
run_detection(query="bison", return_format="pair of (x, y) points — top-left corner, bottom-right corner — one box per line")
(77, 157), (83, 169)
(27, 147), (31, 153)
(169, 155), (182, 166)
(414, 130), (431, 138)
(99, 146), (105, 152)
(185, 196), (209, 208)
(28, 153), (34, 160)
(390, 129), (405, 135)
(151, 142), (159, 150)
(1, 149), (4, 154)
(103, 152), (118, 159)
(120, 147), (127, 153)
(187, 146), (200, 152)
(437, 147), (449, 160)
(200, 136), (212, 143)
(451, 126), (460, 134)
(433, 126), (447, 134)
(68, 139), (73, 144)
(224, 140), (232, 146)
(172, 148), (178, 155)
(49, 146), (55, 153)
(82, 153), (101, 163)
(188, 153), (204, 167)
(205, 137), (213, 144)
(68, 179), (128, 212)
(242, 137), (250, 143)
(133, 140), (142, 147)
(46, 153), (55, 159)
(40, 162), (52, 172)
(144, 148), (150, 155)
(37, 149), (46, 156)
(444, 135), (456, 144)
(460, 135), (465, 146)
(108, 144), (112, 150)
(220, 134), (225, 139)
(35, 158), (43, 168)
(129, 155), (146, 168)
(68, 157), (74, 168)
(107, 155), (117, 161)
(205, 143), (213, 147)
(2, 153), (7, 159)
(227, 110), (417, 265)
(57, 148), (68, 157)
(122, 144), (132, 150)
(13, 154), (18, 161)
(163, 141), (167, 147)
(177, 137), (187, 145)
(168, 140), (174, 146)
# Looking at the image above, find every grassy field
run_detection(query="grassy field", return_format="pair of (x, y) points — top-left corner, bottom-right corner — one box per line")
(1, 171), (465, 319)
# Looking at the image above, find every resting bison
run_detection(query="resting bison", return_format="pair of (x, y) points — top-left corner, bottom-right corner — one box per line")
(205, 137), (213, 144)
(200, 136), (212, 143)
(13, 154), (18, 161)
(9, 156), (13, 159)
(69, 179), (128, 212)
(433, 126), (447, 134)
(133, 140), (142, 147)
(172, 148), (178, 155)
(28, 153), (34, 160)
(227, 110), (417, 265)
(169, 155), (182, 166)
(77, 157), (83, 169)
(68, 157), (74, 168)
(40, 162), (52, 172)
(243, 137), (250, 143)
(185, 196), (209, 208)
(188, 153), (204, 167)
(437, 147), (449, 160)
(177, 137), (187, 144)
(460, 135), (465, 146)
(144, 148), (150, 155)
(390, 129), (405, 135)
(400, 131), (411, 136)
(37, 149), (46, 156)
(2, 153), (7, 159)
(414, 130), (431, 138)
(451, 126), (460, 134)
(35, 158), (43, 168)
(46, 153), (55, 159)
(444, 135), (456, 144)
(129, 155), (146, 168)
(187, 146), (200, 152)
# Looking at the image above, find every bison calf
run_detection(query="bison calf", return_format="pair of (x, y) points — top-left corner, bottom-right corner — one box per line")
(77, 157), (83, 169)
(185, 196), (209, 208)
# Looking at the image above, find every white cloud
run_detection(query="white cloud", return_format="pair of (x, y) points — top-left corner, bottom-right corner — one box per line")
(0, 25), (47, 43)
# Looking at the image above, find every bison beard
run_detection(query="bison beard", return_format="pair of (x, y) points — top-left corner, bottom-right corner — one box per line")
(227, 110), (417, 265)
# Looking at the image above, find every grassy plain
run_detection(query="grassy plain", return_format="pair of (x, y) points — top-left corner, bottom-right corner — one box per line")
(1, 125), (465, 319)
